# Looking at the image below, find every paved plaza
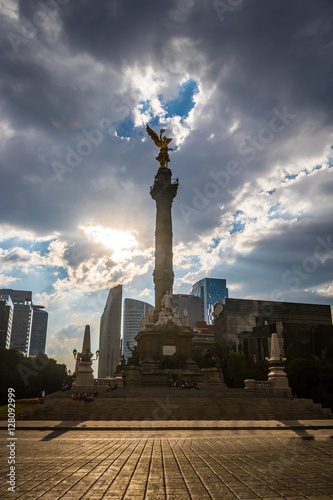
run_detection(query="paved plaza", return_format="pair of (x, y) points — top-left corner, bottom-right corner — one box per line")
(1, 425), (333, 500)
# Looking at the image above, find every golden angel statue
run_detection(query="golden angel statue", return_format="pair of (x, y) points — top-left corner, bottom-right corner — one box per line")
(146, 125), (173, 168)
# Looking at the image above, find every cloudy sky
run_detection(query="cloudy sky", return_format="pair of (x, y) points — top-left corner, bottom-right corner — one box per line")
(1, 0), (332, 371)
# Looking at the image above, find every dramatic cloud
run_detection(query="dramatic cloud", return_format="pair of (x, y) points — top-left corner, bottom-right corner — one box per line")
(0, 0), (332, 369)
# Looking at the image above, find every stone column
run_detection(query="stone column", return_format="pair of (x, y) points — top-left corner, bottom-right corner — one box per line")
(150, 167), (178, 315)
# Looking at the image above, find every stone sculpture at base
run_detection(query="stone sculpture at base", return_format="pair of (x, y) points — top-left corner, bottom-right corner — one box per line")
(135, 295), (198, 372)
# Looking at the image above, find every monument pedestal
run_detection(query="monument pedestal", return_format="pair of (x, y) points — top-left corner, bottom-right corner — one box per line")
(267, 363), (292, 397)
(134, 320), (203, 385)
(201, 367), (226, 386)
(123, 365), (142, 386)
(72, 361), (95, 393)
(136, 322), (196, 367)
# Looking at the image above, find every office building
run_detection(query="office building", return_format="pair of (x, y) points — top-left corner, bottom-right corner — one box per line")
(0, 294), (14, 349)
(172, 294), (204, 328)
(214, 298), (333, 359)
(0, 289), (33, 355)
(98, 285), (122, 378)
(191, 278), (228, 325)
(192, 321), (215, 352)
(29, 305), (48, 356)
(122, 298), (153, 360)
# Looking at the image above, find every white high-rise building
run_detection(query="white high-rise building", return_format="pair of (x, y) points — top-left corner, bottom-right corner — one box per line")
(98, 285), (122, 378)
(0, 294), (14, 349)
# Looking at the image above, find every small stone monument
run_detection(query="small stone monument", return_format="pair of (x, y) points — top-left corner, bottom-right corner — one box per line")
(267, 333), (292, 397)
(72, 325), (95, 393)
(244, 332), (292, 396)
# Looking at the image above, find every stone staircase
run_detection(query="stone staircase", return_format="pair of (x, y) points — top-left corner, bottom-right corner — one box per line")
(21, 387), (332, 421)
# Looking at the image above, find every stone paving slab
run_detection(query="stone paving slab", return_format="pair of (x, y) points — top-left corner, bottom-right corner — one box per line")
(1, 429), (333, 499)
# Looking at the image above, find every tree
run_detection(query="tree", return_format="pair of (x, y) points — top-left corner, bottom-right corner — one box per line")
(0, 348), (68, 404)
(226, 351), (247, 388)
(306, 321), (318, 356)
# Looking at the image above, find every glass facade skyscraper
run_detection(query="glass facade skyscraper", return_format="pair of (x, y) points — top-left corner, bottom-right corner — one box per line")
(29, 305), (48, 356)
(191, 278), (228, 325)
(122, 298), (153, 360)
(214, 298), (333, 358)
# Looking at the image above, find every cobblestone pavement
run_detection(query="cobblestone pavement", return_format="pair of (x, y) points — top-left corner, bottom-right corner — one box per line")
(1, 429), (333, 500)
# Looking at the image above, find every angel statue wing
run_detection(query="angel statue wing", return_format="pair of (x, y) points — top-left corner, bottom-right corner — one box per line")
(146, 125), (162, 148)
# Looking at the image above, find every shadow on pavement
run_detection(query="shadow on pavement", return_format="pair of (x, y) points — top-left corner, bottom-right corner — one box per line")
(41, 421), (86, 441)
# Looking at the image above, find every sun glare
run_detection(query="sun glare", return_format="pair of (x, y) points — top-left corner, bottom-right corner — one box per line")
(80, 225), (138, 261)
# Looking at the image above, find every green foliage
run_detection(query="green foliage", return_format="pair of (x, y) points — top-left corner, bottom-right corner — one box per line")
(244, 358), (269, 381)
(285, 358), (318, 397)
(226, 351), (247, 388)
(0, 403), (35, 416)
(191, 344), (205, 368)
(223, 351), (269, 388)
(191, 342), (223, 369)
(222, 344), (333, 409)
(285, 347), (333, 409)
(0, 348), (68, 405)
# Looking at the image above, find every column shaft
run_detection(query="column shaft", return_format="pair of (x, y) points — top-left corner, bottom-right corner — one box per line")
(150, 168), (178, 314)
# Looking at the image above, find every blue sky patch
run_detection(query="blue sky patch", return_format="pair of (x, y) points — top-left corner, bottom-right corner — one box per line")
(230, 221), (245, 234)
(0, 238), (51, 254)
(229, 211), (245, 235)
(164, 79), (199, 120)
(207, 237), (221, 253)
(115, 79), (199, 140)
(268, 203), (281, 215)
(115, 117), (135, 138)
(284, 173), (298, 181)
(0, 238), (27, 251)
